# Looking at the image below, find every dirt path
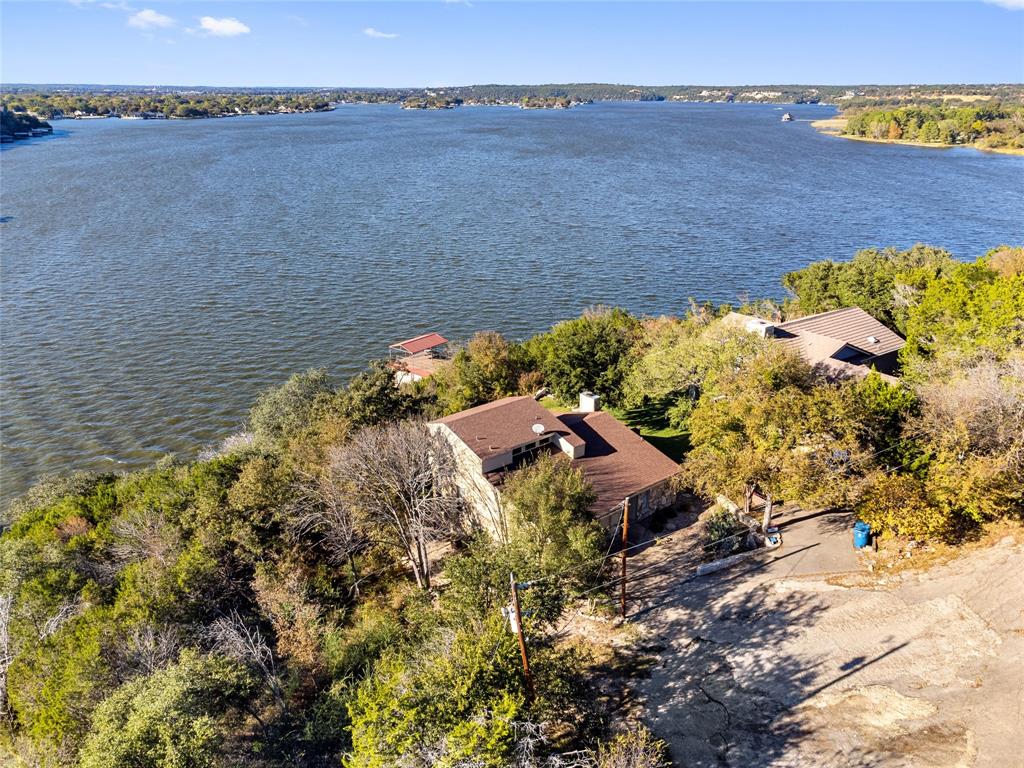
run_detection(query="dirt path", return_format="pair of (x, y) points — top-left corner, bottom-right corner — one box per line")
(623, 525), (1024, 767)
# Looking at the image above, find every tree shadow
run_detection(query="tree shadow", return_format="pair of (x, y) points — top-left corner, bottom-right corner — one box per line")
(772, 506), (856, 537)
(601, 527), (910, 767)
(0, 130), (66, 152)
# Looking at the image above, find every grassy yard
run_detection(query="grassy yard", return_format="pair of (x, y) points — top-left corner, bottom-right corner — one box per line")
(609, 404), (690, 462)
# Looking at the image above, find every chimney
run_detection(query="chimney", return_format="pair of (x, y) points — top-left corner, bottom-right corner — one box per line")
(579, 391), (601, 413)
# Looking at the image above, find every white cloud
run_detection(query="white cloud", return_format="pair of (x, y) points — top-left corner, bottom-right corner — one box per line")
(128, 9), (174, 29)
(983, 0), (1023, 8)
(286, 14), (309, 27)
(364, 27), (399, 39)
(197, 16), (251, 37)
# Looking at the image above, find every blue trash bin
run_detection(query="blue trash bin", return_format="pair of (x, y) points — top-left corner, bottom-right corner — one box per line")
(853, 521), (871, 549)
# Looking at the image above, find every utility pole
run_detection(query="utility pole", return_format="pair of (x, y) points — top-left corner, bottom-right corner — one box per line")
(509, 572), (534, 702)
(620, 498), (630, 619)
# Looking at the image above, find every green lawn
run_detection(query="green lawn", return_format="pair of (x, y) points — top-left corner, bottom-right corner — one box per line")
(538, 397), (570, 414)
(609, 404), (691, 462)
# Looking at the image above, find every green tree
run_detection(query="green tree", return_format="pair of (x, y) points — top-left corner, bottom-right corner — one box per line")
(503, 454), (603, 579)
(249, 369), (335, 445)
(78, 651), (257, 768)
(622, 315), (767, 422)
(680, 347), (829, 527)
(336, 360), (413, 429)
(781, 244), (957, 330)
(432, 332), (529, 414)
(919, 120), (940, 143)
(529, 307), (642, 405)
(345, 619), (525, 768)
(856, 474), (951, 541)
(443, 455), (605, 627)
(849, 371), (919, 457)
(901, 261), (1024, 363)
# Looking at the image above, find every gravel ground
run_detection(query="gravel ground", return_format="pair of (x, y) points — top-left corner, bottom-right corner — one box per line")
(621, 519), (1024, 768)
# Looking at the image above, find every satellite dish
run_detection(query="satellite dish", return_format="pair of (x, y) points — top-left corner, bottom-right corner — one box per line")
(532, 423), (545, 435)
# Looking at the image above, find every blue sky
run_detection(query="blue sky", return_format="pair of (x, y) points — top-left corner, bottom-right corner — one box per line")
(2, 1), (1022, 87)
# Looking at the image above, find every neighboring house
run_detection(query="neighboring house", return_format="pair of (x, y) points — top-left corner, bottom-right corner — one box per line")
(724, 307), (904, 381)
(388, 332), (450, 385)
(429, 393), (680, 538)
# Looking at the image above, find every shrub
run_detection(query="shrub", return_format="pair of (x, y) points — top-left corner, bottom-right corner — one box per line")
(249, 369), (335, 444)
(77, 650), (257, 768)
(699, 505), (744, 559)
(856, 474), (953, 541)
(598, 727), (670, 768)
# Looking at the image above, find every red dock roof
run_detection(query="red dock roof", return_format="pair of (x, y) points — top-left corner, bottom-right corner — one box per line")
(389, 332), (448, 355)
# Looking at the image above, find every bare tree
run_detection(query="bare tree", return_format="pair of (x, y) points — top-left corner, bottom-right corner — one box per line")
(329, 421), (463, 590)
(208, 611), (286, 716)
(289, 470), (370, 596)
(123, 621), (183, 676)
(400, 719), (597, 768)
(0, 594), (13, 722)
(110, 506), (180, 569)
(914, 354), (1024, 458)
(38, 597), (82, 640)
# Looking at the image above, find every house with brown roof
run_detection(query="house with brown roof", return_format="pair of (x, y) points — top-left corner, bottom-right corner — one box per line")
(723, 307), (904, 381)
(429, 393), (680, 539)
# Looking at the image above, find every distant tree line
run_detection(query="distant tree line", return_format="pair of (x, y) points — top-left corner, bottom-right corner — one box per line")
(842, 104), (1024, 151)
(4, 84), (1021, 121)
(1, 92), (336, 119)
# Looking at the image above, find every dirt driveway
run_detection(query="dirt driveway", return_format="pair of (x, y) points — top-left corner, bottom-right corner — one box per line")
(620, 514), (1024, 768)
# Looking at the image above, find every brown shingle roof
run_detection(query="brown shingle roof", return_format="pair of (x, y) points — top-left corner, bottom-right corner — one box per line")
(434, 396), (582, 462)
(435, 398), (680, 516)
(776, 307), (904, 357)
(556, 411), (680, 516)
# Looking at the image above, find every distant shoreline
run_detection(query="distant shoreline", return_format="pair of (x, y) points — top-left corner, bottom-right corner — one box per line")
(810, 116), (1024, 156)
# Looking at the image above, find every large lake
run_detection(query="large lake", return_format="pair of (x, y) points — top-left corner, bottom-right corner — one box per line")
(1, 102), (1022, 505)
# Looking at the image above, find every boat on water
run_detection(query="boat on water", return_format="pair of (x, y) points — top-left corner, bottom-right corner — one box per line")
(781, 112), (794, 122)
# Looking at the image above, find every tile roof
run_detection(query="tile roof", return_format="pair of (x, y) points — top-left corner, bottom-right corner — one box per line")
(775, 307), (904, 357)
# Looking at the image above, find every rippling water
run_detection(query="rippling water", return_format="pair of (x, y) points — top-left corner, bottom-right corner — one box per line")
(1, 102), (1022, 505)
